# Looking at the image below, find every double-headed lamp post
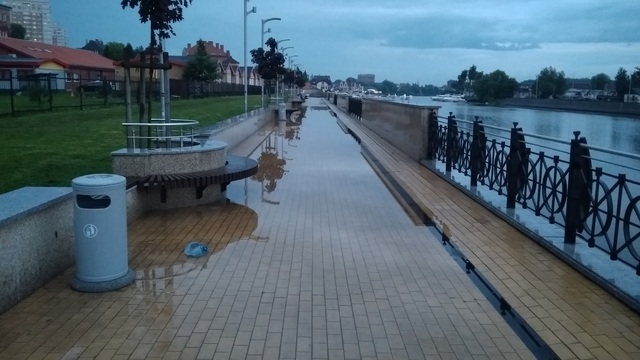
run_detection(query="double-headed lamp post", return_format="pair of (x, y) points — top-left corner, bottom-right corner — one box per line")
(280, 47), (293, 97)
(288, 54), (298, 69)
(260, 18), (281, 108)
(244, 0), (257, 117)
(261, 17), (281, 47)
(276, 38), (290, 49)
(275, 39), (291, 102)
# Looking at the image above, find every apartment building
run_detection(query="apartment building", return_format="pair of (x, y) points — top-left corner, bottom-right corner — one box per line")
(3, 0), (53, 43)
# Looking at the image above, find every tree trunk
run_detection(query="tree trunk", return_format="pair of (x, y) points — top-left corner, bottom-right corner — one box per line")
(139, 52), (147, 148)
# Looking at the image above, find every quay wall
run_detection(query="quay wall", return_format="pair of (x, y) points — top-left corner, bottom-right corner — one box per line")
(335, 94), (439, 161)
(501, 98), (640, 118)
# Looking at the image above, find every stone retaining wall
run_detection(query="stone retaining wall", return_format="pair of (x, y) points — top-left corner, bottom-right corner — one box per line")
(334, 94), (439, 161)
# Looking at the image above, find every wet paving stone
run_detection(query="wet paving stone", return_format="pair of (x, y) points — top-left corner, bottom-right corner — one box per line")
(0, 99), (538, 359)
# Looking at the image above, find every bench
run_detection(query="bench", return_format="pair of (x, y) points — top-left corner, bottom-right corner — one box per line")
(127, 155), (258, 203)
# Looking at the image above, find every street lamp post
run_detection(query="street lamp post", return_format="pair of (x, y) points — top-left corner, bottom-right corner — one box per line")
(279, 48), (293, 97)
(288, 54), (298, 68)
(261, 17), (281, 47)
(244, 0), (257, 118)
(275, 39), (291, 103)
(261, 18), (281, 108)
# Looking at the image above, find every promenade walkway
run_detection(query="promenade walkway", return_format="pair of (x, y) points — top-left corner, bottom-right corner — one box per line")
(0, 97), (637, 360)
(325, 98), (640, 360)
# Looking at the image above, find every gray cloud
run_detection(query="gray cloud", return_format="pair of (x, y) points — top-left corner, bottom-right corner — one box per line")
(328, 0), (640, 51)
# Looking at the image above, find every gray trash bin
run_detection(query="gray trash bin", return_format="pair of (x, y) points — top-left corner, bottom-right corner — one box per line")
(70, 174), (135, 292)
(278, 102), (287, 121)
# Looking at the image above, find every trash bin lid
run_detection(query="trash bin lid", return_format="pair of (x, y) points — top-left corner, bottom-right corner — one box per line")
(72, 174), (125, 188)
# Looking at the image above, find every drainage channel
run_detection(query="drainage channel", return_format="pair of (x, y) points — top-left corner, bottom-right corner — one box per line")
(337, 119), (559, 360)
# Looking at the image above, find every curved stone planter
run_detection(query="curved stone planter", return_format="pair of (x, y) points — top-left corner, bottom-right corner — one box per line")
(112, 140), (228, 177)
(112, 140), (257, 210)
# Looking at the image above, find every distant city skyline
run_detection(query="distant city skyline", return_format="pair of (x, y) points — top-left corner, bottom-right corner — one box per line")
(49, 0), (639, 86)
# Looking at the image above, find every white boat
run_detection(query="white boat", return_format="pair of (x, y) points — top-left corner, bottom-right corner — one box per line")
(432, 94), (465, 102)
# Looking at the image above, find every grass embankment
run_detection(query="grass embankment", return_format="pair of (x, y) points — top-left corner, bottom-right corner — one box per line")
(0, 96), (261, 194)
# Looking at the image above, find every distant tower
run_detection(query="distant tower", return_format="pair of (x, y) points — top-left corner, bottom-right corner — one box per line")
(357, 73), (375, 86)
(52, 22), (66, 46)
(4, 0), (54, 43)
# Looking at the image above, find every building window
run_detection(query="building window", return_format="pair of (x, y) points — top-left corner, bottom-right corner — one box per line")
(17, 69), (33, 78)
(0, 70), (11, 80)
(66, 72), (78, 82)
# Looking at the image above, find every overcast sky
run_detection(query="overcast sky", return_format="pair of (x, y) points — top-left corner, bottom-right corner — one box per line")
(51, 0), (639, 85)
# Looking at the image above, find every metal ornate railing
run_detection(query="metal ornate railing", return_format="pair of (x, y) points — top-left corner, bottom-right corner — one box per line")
(427, 111), (640, 275)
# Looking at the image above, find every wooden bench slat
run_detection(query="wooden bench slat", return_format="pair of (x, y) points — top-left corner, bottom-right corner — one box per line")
(132, 155), (258, 190)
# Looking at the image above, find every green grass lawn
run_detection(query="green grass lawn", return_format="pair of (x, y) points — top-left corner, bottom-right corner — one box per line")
(0, 95), (261, 194)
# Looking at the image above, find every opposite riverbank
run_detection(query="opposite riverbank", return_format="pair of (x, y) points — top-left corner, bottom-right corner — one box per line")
(499, 98), (640, 118)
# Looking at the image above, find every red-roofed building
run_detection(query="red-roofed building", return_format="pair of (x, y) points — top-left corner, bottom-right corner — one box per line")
(0, 37), (116, 90)
(181, 41), (261, 86)
(182, 40), (239, 65)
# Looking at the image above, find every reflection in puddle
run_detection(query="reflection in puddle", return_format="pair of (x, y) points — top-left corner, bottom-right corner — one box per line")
(235, 108), (307, 204)
(129, 203), (260, 294)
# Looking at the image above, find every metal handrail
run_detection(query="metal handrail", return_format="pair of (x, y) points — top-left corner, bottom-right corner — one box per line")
(122, 118), (200, 150)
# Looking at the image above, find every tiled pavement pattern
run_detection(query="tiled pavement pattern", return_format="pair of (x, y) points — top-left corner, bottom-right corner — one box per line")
(0, 98), (536, 360)
(327, 99), (640, 359)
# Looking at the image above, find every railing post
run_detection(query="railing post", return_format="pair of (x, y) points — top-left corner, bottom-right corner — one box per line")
(564, 131), (584, 244)
(426, 110), (438, 160)
(507, 122), (523, 208)
(470, 116), (481, 186)
(565, 131), (593, 244)
(47, 76), (53, 111)
(446, 113), (455, 172)
(9, 75), (14, 116)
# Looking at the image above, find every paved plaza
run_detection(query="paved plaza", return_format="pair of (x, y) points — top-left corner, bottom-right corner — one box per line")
(1, 98), (639, 359)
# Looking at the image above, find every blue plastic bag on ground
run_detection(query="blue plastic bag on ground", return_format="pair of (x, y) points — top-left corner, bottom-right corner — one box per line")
(184, 242), (208, 257)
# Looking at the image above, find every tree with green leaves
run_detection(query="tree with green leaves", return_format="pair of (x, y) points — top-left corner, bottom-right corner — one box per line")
(250, 37), (286, 98)
(121, 0), (193, 47)
(536, 66), (567, 99)
(420, 84), (440, 96)
(103, 42), (127, 61)
(183, 40), (219, 98)
(121, 0), (193, 144)
(379, 80), (397, 95)
(282, 68), (295, 87)
(294, 68), (308, 89)
(346, 77), (357, 90)
(9, 23), (26, 39)
(456, 70), (468, 93)
(590, 73), (611, 91)
(282, 67), (308, 89)
(183, 40), (219, 81)
(614, 67), (629, 98)
(632, 67), (640, 94)
(472, 70), (518, 103)
(468, 65), (478, 86)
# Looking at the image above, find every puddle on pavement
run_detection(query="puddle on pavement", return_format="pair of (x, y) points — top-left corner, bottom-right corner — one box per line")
(130, 203), (261, 290)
